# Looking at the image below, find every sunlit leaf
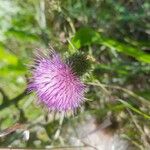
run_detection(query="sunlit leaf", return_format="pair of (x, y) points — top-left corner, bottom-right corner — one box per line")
(0, 43), (18, 65)
(0, 43), (26, 77)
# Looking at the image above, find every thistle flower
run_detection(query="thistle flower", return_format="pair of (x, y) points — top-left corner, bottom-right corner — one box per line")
(28, 49), (85, 112)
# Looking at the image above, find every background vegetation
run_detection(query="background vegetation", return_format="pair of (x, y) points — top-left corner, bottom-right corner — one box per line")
(0, 0), (150, 149)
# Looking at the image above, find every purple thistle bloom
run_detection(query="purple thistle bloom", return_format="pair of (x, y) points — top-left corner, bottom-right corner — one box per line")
(28, 49), (85, 112)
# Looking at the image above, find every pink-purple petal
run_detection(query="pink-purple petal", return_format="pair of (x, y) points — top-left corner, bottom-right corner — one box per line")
(28, 51), (85, 112)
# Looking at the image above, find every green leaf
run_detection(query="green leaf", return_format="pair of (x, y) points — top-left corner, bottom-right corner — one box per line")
(101, 38), (150, 63)
(70, 27), (150, 63)
(118, 99), (150, 119)
(5, 28), (39, 42)
(69, 27), (102, 49)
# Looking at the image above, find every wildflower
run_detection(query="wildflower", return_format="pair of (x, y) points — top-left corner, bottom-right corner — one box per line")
(28, 49), (85, 112)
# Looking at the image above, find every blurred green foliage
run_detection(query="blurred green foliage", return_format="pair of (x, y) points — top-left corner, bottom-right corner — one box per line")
(0, 0), (150, 149)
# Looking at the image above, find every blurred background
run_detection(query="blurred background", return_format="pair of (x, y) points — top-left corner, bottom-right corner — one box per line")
(0, 0), (150, 149)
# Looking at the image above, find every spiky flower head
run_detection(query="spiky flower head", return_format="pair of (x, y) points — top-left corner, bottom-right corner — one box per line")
(28, 49), (85, 112)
